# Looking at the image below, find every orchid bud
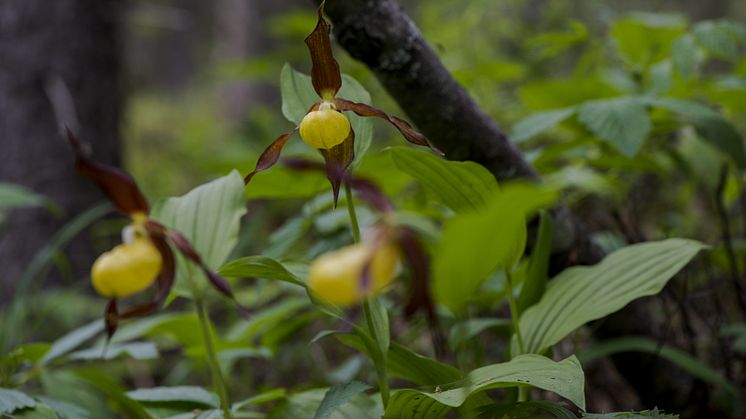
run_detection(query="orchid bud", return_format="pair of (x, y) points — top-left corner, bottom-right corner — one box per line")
(299, 108), (351, 149)
(91, 238), (163, 298)
(309, 243), (399, 306)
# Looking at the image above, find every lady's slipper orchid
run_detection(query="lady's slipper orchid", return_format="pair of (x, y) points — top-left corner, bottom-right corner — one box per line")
(309, 233), (399, 306)
(243, 5), (442, 205)
(66, 128), (241, 339)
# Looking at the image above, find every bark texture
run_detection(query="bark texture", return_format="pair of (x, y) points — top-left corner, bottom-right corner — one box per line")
(0, 0), (123, 300)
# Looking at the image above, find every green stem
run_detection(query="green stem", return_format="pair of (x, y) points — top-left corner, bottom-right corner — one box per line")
(344, 181), (361, 243)
(188, 269), (233, 419)
(344, 181), (390, 407)
(505, 270), (527, 402)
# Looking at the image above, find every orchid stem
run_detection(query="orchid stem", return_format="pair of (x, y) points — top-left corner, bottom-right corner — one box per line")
(344, 181), (390, 408)
(344, 181), (361, 243)
(505, 270), (527, 402)
(188, 267), (233, 419)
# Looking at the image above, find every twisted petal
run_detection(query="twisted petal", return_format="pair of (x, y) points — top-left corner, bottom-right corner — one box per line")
(305, 5), (341, 99)
(244, 127), (299, 184)
(334, 99), (443, 156)
(66, 127), (149, 216)
(319, 128), (355, 207)
(165, 229), (238, 302)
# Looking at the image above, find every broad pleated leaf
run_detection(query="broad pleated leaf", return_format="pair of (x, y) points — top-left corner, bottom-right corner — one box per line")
(519, 239), (706, 354)
(126, 386), (218, 407)
(312, 381), (371, 419)
(693, 21), (739, 60)
(152, 171), (247, 297)
(269, 388), (382, 419)
(639, 97), (746, 168)
(670, 34), (698, 79)
(40, 320), (104, 366)
(578, 97), (651, 157)
(383, 354), (585, 419)
(389, 147), (497, 212)
(0, 388), (36, 415)
(433, 184), (557, 314)
(517, 210), (553, 312)
(219, 256), (305, 288)
(511, 107), (576, 143)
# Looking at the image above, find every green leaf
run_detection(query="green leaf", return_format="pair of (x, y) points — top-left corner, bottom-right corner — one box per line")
(335, 334), (461, 386)
(126, 386), (218, 407)
(383, 354), (586, 418)
(692, 116), (746, 169)
(433, 184), (557, 313)
(37, 397), (90, 419)
(0, 183), (52, 211)
(151, 171), (247, 297)
(389, 146), (498, 212)
(693, 21), (739, 60)
(280, 63), (374, 163)
(68, 342), (158, 361)
(519, 239), (706, 354)
(476, 400), (576, 419)
(219, 255), (305, 288)
(610, 14), (686, 68)
(39, 320), (104, 366)
(364, 298), (390, 356)
(73, 369), (152, 419)
(511, 108), (576, 143)
(0, 388), (36, 415)
(670, 34), (698, 79)
(578, 97), (651, 157)
(270, 388), (381, 419)
(577, 336), (738, 396)
(517, 210), (553, 312)
(11, 403), (59, 419)
(312, 381), (371, 419)
(245, 165), (328, 200)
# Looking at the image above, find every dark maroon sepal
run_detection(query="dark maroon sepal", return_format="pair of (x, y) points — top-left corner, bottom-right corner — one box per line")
(65, 127), (150, 216)
(104, 299), (119, 342)
(398, 229), (445, 356)
(244, 127), (299, 185)
(319, 129), (355, 207)
(334, 99), (443, 156)
(305, 5), (342, 99)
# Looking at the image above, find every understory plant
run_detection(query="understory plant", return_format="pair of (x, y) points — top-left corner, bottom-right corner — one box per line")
(2, 4), (745, 419)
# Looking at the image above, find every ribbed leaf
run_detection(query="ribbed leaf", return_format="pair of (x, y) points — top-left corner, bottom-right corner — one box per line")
(433, 184), (557, 313)
(269, 388), (382, 419)
(693, 21), (739, 60)
(152, 171), (246, 296)
(670, 35), (698, 79)
(382, 354), (585, 419)
(641, 97), (746, 168)
(578, 97), (651, 157)
(390, 147), (498, 212)
(520, 239), (705, 354)
(518, 210), (553, 312)
(584, 408), (678, 418)
(126, 386), (218, 407)
(312, 381), (371, 419)
(40, 320), (104, 366)
(0, 388), (36, 415)
(510, 107), (576, 143)
(219, 256), (305, 288)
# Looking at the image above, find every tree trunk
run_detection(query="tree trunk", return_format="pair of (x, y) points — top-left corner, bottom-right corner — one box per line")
(0, 0), (123, 302)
